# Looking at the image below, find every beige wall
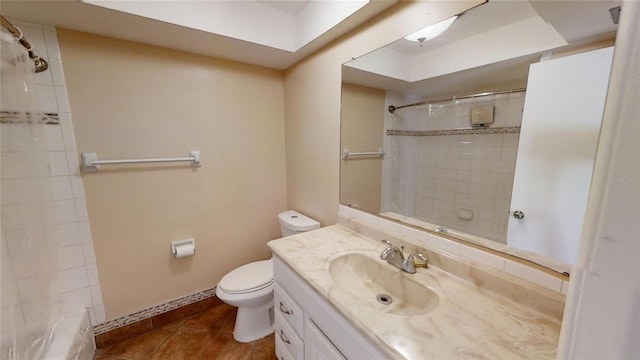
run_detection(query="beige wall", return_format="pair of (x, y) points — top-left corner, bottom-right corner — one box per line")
(55, 0), (484, 319)
(283, 0), (484, 226)
(340, 82), (385, 211)
(58, 30), (287, 319)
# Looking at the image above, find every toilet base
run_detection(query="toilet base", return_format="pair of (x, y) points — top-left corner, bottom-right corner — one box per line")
(233, 301), (274, 343)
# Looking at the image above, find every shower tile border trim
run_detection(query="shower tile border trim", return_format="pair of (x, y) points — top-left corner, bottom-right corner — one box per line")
(92, 287), (217, 335)
(0, 110), (60, 125)
(387, 126), (520, 137)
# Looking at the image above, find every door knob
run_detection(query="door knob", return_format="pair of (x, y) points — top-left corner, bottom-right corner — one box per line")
(512, 210), (525, 219)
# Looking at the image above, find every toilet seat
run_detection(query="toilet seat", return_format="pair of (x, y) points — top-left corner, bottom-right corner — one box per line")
(218, 259), (273, 294)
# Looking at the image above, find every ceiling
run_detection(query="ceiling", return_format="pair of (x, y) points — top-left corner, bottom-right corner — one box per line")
(343, 0), (620, 99)
(258, 0), (309, 15)
(0, 0), (396, 70)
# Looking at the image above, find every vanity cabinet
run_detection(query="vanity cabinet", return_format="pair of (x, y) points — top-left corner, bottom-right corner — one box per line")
(304, 319), (347, 360)
(272, 255), (387, 360)
(274, 284), (345, 360)
(274, 284), (305, 360)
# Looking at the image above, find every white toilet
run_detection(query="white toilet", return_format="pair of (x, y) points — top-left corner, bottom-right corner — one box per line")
(215, 210), (320, 342)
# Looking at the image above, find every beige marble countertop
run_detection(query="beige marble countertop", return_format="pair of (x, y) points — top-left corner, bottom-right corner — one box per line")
(268, 225), (562, 360)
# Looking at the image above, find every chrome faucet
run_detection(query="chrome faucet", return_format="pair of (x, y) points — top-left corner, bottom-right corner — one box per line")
(434, 226), (448, 234)
(380, 240), (428, 274)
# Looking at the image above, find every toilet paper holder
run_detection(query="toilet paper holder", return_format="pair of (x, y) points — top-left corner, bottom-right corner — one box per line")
(171, 239), (196, 256)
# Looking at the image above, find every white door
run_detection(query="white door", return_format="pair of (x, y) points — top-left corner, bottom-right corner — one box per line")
(507, 47), (614, 265)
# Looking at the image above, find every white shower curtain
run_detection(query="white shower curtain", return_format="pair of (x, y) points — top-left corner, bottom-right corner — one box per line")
(558, 1), (640, 358)
(1, 29), (59, 359)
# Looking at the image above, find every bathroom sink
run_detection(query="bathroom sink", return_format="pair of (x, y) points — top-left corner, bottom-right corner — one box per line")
(328, 252), (439, 316)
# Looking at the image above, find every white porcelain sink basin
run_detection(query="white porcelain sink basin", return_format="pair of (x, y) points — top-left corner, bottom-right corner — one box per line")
(328, 252), (439, 316)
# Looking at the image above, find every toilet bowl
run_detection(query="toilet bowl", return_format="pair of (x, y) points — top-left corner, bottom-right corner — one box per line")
(215, 259), (274, 342)
(215, 210), (320, 343)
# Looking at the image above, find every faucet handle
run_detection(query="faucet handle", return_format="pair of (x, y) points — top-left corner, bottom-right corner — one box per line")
(380, 240), (394, 260)
(381, 240), (404, 255)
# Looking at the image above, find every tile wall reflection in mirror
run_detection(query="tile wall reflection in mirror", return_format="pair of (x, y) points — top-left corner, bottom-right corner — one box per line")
(340, 0), (620, 273)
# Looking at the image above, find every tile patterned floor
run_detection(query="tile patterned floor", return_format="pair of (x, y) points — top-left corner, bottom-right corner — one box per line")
(94, 302), (276, 360)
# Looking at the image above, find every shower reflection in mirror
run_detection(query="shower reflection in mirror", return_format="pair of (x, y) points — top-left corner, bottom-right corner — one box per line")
(381, 89), (525, 245)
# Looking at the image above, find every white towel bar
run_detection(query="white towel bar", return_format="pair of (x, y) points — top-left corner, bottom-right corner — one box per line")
(81, 150), (201, 172)
(342, 148), (384, 160)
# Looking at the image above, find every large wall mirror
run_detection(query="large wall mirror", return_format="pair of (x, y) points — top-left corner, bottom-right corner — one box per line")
(340, 0), (620, 273)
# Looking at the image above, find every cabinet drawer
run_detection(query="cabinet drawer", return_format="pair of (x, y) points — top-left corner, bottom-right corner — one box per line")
(275, 312), (304, 360)
(275, 333), (296, 360)
(274, 283), (304, 337)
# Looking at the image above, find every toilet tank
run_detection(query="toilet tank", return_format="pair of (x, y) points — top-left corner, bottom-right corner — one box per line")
(278, 210), (320, 237)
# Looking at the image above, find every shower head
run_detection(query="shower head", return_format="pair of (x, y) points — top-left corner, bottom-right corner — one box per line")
(30, 52), (48, 73)
(1, 15), (49, 73)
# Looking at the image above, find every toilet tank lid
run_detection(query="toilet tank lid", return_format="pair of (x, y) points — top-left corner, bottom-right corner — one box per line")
(278, 210), (320, 232)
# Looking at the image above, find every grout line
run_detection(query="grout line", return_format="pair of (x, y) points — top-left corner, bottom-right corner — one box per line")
(96, 354), (130, 360)
(192, 332), (218, 360)
(218, 310), (236, 334)
(147, 323), (181, 358)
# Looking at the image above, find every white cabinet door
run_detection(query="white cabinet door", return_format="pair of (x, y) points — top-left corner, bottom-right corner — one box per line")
(304, 319), (346, 360)
(507, 47), (614, 264)
(275, 341), (296, 360)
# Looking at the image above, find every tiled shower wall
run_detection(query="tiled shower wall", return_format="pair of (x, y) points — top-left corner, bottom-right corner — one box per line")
(1, 19), (105, 326)
(382, 91), (525, 243)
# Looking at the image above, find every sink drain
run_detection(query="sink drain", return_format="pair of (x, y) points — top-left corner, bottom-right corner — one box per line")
(376, 293), (393, 305)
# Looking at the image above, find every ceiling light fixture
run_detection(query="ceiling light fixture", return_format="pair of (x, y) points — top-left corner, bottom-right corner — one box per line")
(405, 16), (458, 46)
